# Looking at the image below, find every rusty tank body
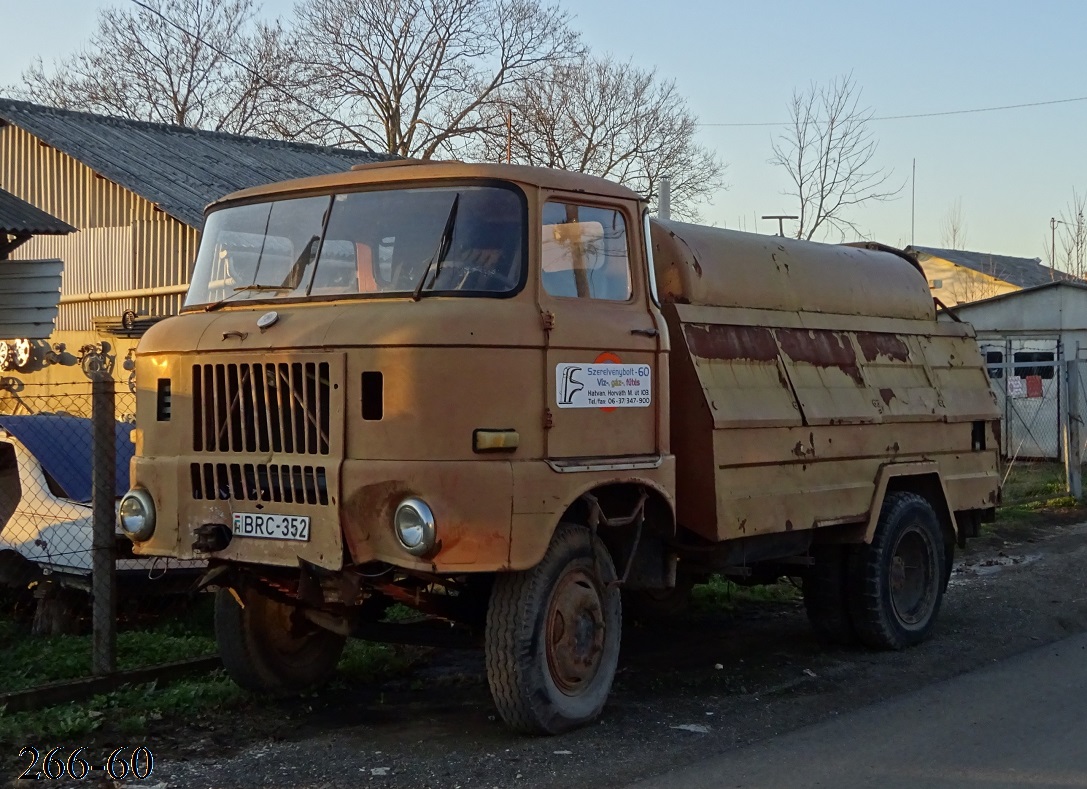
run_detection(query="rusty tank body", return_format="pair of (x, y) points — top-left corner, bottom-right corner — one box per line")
(119, 160), (999, 734)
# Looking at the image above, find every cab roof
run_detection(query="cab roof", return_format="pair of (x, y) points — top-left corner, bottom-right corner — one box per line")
(208, 160), (644, 214)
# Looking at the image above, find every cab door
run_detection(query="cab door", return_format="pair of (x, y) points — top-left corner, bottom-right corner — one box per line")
(539, 197), (662, 460)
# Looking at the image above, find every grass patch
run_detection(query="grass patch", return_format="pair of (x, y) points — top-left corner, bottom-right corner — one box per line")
(691, 575), (800, 613)
(0, 671), (245, 744)
(336, 640), (415, 685)
(984, 460), (1087, 539)
(1002, 461), (1069, 504)
(1, 638), (417, 745)
(0, 624), (216, 694)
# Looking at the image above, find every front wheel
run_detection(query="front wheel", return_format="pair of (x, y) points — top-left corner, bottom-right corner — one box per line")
(847, 492), (947, 650)
(215, 586), (346, 694)
(485, 523), (622, 734)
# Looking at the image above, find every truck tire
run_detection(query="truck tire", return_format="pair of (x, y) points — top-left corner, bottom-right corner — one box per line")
(485, 523), (621, 734)
(802, 545), (857, 646)
(215, 586), (345, 694)
(847, 492), (946, 650)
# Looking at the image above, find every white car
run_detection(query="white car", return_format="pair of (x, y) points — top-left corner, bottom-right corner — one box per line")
(0, 414), (201, 582)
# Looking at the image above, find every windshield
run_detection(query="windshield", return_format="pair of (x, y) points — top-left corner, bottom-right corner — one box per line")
(184, 184), (526, 308)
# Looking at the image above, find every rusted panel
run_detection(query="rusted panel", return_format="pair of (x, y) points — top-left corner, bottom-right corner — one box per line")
(776, 327), (864, 386)
(683, 323), (778, 362)
(678, 321), (803, 431)
(857, 332), (911, 363)
(879, 388), (896, 406)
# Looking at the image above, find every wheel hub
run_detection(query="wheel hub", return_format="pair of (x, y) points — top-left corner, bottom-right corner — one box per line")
(545, 568), (606, 695)
(890, 526), (935, 626)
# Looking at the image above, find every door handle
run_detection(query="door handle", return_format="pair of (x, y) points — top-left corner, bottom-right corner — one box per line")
(631, 328), (659, 337)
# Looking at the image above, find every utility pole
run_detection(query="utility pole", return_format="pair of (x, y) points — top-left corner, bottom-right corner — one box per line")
(506, 109), (512, 164)
(911, 158), (916, 246)
(762, 214), (798, 237)
(1051, 217), (1067, 281)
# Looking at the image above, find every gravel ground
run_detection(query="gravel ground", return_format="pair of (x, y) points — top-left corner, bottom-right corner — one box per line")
(67, 519), (1087, 788)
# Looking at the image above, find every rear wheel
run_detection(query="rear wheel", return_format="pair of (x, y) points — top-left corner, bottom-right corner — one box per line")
(485, 523), (621, 734)
(802, 545), (857, 646)
(215, 585), (345, 694)
(847, 492), (946, 650)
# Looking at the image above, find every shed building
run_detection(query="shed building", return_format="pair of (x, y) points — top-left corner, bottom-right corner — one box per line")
(942, 281), (1087, 459)
(0, 98), (385, 402)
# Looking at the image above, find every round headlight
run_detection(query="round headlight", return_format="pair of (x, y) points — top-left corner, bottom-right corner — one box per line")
(118, 488), (156, 541)
(393, 497), (436, 556)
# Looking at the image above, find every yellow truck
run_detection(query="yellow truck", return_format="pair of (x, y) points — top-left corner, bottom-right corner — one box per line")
(118, 160), (999, 734)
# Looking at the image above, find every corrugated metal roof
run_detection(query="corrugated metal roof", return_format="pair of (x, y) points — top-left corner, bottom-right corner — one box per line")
(0, 98), (390, 228)
(909, 245), (1077, 289)
(0, 187), (75, 235)
(0, 258), (62, 338)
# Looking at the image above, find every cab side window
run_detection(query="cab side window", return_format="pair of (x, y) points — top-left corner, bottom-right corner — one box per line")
(541, 202), (632, 301)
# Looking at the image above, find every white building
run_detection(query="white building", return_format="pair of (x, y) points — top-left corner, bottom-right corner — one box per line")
(944, 281), (1087, 460)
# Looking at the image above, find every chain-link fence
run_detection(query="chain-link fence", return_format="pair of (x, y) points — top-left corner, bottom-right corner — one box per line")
(0, 380), (212, 700)
(989, 358), (1087, 505)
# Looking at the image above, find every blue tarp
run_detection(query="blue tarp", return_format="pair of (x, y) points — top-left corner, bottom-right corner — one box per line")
(0, 414), (134, 502)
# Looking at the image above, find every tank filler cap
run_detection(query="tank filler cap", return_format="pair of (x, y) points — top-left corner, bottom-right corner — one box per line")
(256, 311), (279, 330)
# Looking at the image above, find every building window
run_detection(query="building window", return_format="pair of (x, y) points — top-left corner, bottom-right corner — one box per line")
(985, 350), (1004, 379)
(1013, 351), (1054, 380)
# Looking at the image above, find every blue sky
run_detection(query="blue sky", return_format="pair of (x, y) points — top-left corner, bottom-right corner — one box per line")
(3, 0), (1085, 260)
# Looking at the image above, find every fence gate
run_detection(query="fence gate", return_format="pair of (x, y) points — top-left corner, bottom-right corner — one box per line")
(983, 338), (1061, 460)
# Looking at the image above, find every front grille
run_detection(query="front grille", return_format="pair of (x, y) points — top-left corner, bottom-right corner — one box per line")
(193, 361), (331, 455)
(191, 462), (330, 505)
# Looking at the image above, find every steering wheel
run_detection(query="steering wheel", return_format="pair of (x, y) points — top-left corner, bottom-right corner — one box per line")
(450, 264), (511, 291)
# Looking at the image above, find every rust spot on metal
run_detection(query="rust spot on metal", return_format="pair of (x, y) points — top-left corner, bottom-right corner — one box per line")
(879, 387), (896, 406)
(857, 332), (910, 363)
(887, 441), (900, 453)
(738, 518), (747, 534)
(342, 480), (403, 562)
(684, 324), (779, 362)
(776, 328), (864, 385)
(785, 519), (794, 531)
(792, 433), (817, 459)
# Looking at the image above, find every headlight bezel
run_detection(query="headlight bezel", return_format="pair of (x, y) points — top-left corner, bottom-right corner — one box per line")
(393, 497), (436, 556)
(118, 487), (156, 542)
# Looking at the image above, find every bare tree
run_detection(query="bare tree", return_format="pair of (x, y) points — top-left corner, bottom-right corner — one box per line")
(1054, 189), (1087, 279)
(940, 198), (968, 250)
(287, 0), (581, 158)
(770, 74), (901, 241)
(475, 56), (724, 220)
(945, 263), (1002, 304)
(18, 0), (289, 135)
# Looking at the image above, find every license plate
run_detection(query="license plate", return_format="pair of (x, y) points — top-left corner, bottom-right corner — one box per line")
(231, 512), (310, 542)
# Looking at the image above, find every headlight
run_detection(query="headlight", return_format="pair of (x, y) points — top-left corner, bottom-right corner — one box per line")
(394, 497), (436, 556)
(118, 488), (156, 541)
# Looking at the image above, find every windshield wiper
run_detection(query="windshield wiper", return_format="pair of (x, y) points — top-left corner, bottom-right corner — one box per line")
(412, 193), (460, 302)
(204, 284), (293, 312)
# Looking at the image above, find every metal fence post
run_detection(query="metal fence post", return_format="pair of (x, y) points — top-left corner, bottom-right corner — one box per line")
(1063, 359), (1082, 500)
(92, 374), (117, 675)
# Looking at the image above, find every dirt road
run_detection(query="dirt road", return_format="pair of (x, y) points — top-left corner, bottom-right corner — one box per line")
(153, 518), (1087, 788)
